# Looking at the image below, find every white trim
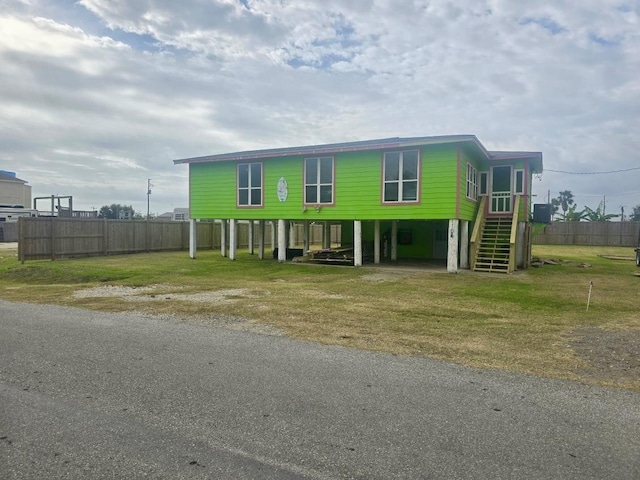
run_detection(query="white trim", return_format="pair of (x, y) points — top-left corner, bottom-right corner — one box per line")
(514, 169), (525, 195)
(479, 171), (489, 196)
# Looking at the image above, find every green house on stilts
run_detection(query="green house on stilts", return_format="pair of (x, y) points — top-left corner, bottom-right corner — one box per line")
(174, 135), (543, 273)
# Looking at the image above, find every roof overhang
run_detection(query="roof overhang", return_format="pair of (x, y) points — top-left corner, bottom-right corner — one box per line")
(488, 151), (543, 173)
(173, 135), (494, 165)
(173, 135), (542, 173)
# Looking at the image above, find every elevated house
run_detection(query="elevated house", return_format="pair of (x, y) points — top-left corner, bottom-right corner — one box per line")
(174, 135), (543, 273)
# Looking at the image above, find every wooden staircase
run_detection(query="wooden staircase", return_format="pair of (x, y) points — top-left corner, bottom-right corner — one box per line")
(474, 217), (513, 273)
(470, 195), (521, 274)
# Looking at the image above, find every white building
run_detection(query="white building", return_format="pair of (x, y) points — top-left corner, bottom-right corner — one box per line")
(0, 171), (31, 208)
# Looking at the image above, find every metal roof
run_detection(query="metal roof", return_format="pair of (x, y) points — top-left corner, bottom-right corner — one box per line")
(173, 135), (542, 172)
(0, 172), (27, 183)
(174, 135), (489, 164)
(488, 151), (543, 173)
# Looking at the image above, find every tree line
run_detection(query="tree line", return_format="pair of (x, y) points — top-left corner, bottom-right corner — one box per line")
(550, 191), (640, 222)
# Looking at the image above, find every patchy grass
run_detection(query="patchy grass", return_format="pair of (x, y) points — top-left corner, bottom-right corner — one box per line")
(0, 244), (638, 390)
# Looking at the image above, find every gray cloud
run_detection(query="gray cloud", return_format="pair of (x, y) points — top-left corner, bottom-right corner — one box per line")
(0, 0), (638, 216)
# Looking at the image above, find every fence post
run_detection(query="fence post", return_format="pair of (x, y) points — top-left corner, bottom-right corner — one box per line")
(18, 217), (24, 264)
(50, 217), (55, 261)
(103, 218), (108, 255)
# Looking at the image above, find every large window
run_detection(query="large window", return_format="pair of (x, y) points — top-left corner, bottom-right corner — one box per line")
(237, 162), (263, 207)
(383, 150), (419, 203)
(304, 156), (334, 204)
(466, 163), (478, 201)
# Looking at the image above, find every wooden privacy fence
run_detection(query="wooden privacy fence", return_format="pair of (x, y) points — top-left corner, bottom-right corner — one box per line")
(17, 217), (341, 261)
(0, 222), (18, 242)
(533, 221), (640, 246)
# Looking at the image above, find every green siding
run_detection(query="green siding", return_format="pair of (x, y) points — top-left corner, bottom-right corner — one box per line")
(189, 144), (523, 222)
(458, 148), (484, 221)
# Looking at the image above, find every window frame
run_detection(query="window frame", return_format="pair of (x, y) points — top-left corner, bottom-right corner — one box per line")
(381, 149), (421, 204)
(479, 171), (489, 196)
(514, 169), (525, 195)
(466, 163), (478, 201)
(237, 162), (264, 208)
(304, 156), (335, 206)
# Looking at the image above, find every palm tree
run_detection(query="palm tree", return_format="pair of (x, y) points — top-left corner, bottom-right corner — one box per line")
(551, 190), (575, 219)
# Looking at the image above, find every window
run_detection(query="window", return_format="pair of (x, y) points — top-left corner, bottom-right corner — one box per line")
(237, 162), (263, 207)
(383, 150), (419, 203)
(479, 172), (488, 196)
(304, 157), (334, 204)
(466, 163), (478, 201)
(514, 169), (524, 195)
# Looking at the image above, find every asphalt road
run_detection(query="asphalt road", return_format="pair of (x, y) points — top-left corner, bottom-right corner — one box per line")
(1, 300), (639, 479)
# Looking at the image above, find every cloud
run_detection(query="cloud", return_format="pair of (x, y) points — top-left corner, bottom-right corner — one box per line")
(0, 0), (638, 215)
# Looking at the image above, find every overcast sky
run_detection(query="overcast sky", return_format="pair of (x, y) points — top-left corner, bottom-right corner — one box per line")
(1, 0), (639, 218)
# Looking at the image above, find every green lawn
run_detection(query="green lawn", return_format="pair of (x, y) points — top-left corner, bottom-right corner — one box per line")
(1, 244), (638, 389)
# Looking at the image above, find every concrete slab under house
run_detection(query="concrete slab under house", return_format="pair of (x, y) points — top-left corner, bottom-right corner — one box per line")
(174, 135), (543, 274)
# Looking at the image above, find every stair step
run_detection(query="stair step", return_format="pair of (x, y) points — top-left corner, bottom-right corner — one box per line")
(473, 216), (515, 274)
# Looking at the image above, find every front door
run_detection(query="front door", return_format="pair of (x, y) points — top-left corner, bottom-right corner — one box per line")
(490, 166), (512, 214)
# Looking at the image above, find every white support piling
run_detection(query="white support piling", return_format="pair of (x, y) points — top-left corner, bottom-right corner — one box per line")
(278, 219), (287, 262)
(258, 220), (265, 260)
(460, 220), (469, 269)
(229, 219), (237, 261)
(447, 219), (459, 273)
(220, 219), (227, 257)
(189, 218), (197, 259)
(354, 220), (362, 267)
(391, 220), (398, 261)
(374, 220), (380, 264)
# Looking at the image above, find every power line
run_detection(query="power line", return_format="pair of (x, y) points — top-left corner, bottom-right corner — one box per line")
(545, 166), (640, 174)
(572, 190), (640, 198)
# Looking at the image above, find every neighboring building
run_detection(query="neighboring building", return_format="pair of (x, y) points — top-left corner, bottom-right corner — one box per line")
(0, 171), (31, 208)
(0, 171), (37, 223)
(174, 135), (543, 273)
(158, 208), (190, 221)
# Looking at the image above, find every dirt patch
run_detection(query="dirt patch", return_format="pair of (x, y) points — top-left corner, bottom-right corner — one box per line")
(73, 285), (283, 336)
(361, 271), (420, 282)
(74, 285), (263, 304)
(566, 327), (640, 384)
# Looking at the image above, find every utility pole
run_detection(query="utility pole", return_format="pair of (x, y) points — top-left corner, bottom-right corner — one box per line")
(147, 179), (153, 220)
